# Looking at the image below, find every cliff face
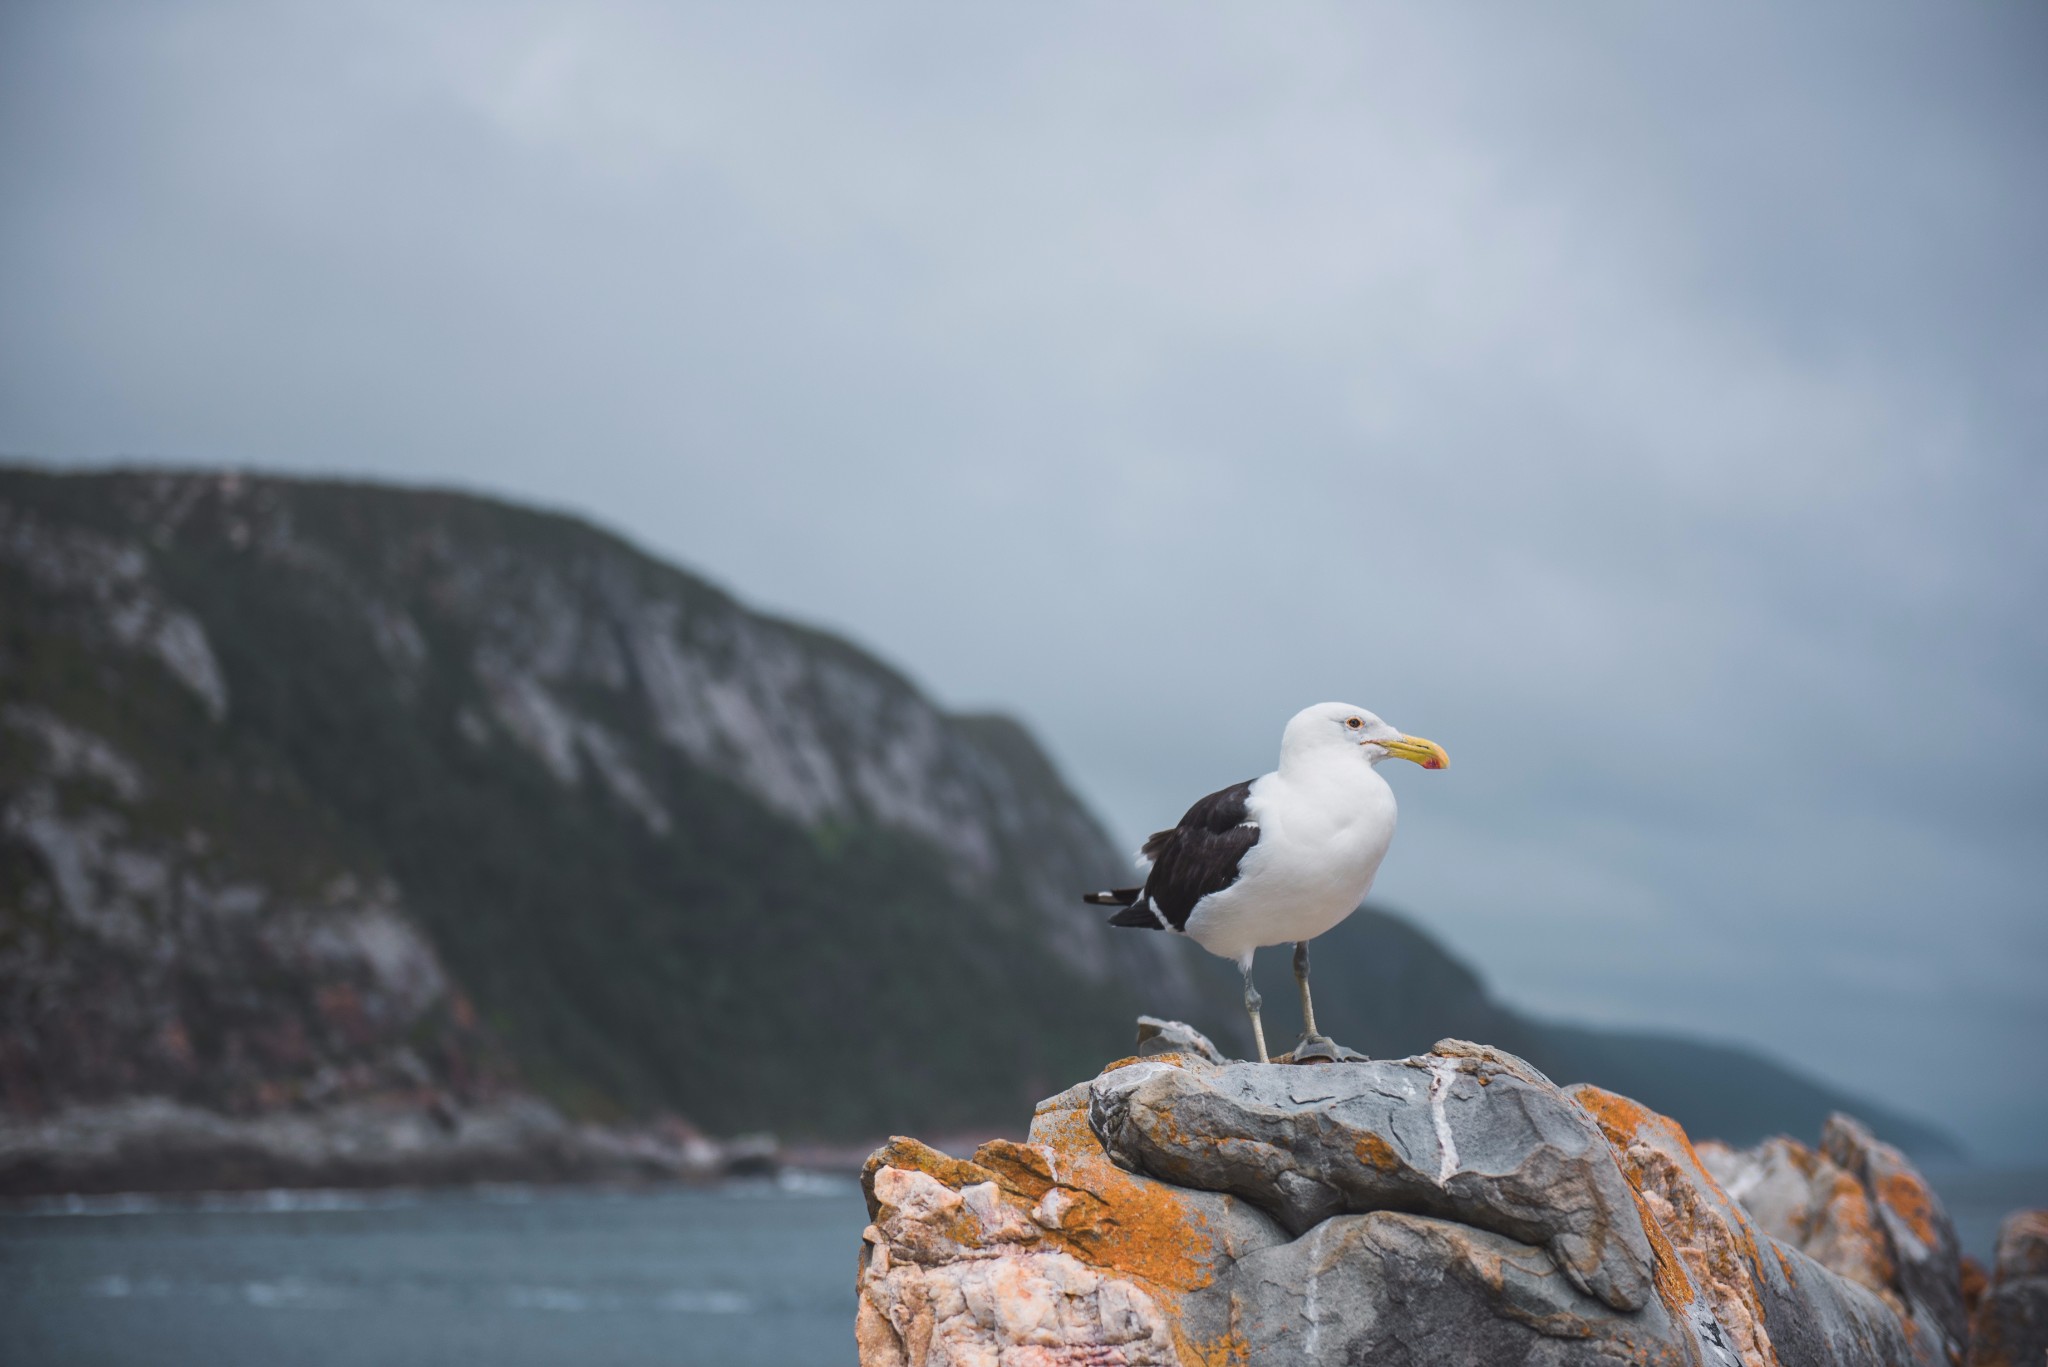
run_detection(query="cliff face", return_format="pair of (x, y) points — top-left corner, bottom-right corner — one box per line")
(0, 467), (1203, 1142)
(857, 1026), (1998, 1367)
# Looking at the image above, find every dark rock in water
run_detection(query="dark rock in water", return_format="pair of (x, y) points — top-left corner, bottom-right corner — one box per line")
(1970, 1210), (2048, 1367)
(856, 1023), (1983, 1366)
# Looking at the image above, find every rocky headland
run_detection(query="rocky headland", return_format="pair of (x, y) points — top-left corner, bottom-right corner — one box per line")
(857, 1022), (2046, 1366)
(0, 466), (1202, 1184)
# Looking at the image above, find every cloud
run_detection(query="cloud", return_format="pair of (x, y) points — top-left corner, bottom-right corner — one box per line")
(2, 0), (2043, 1155)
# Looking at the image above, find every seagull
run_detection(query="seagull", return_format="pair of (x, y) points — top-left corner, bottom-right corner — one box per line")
(1084, 702), (1448, 1064)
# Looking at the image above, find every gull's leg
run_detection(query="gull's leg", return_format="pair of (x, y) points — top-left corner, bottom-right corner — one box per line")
(1294, 940), (1325, 1044)
(1240, 952), (1269, 1064)
(1290, 939), (1366, 1064)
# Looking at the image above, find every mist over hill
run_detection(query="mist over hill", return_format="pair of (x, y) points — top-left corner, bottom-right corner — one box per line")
(0, 467), (1955, 1160)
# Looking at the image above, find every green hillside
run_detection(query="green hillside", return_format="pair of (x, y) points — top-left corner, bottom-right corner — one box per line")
(0, 467), (1198, 1137)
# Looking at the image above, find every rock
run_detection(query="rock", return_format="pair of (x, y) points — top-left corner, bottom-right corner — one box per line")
(856, 1095), (1284, 1367)
(1823, 1112), (1972, 1361)
(1699, 1135), (1896, 1300)
(1576, 1086), (1921, 1367)
(1134, 1016), (1225, 1064)
(1090, 1042), (1657, 1314)
(1969, 1210), (2048, 1367)
(857, 1021), (1981, 1366)
(1960, 1256), (1989, 1322)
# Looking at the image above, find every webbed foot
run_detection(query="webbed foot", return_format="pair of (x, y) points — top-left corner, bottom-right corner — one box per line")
(1285, 1034), (1370, 1065)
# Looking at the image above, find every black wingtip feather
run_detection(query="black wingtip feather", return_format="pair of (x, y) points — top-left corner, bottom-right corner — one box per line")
(1107, 902), (1163, 929)
(1082, 887), (1142, 907)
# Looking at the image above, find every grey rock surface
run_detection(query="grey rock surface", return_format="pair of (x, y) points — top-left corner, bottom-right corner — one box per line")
(1823, 1112), (1970, 1359)
(1087, 1046), (1658, 1314)
(1199, 1209), (1698, 1366)
(1744, 1235), (1921, 1367)
(1133, 1016), (1225, 1064)
(1699, 1134), (1897, 1298)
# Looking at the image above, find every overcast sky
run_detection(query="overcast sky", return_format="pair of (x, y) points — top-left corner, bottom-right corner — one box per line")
(4, 0), (2044, 1159)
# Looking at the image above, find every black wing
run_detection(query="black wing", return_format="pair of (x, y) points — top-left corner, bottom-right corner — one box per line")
(1104, 779), (1259, 931)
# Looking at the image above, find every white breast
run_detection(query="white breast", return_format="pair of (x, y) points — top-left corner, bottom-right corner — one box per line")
(1181, 765), (1398, 963)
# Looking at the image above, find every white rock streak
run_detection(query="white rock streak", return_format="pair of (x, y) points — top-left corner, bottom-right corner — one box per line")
(1304, 1219), (1328, 1359)
(1429, 1059), (1462, 1186)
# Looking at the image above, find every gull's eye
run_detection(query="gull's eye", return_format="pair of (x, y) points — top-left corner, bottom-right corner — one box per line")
(1345, 717), (1364, 731)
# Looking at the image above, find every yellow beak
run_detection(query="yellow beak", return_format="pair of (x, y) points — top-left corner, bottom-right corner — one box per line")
(1375, 734), (1449, 770)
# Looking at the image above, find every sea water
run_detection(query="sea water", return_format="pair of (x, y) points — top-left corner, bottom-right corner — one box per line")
(1, 1173), (868, 1367)
(5, 1166), (2044, 1366)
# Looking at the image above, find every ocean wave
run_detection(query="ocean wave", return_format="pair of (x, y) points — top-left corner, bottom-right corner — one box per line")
(72, 1273), (752, 1315)
(11, 1188), (425, 1218)
(82, 1274), (355, 1308)
(656, 1288), (751, 1314)
(722, 1168), (860, 1200)
(501, 1285), (752, 1314)
(6, 1170), (861, 1221)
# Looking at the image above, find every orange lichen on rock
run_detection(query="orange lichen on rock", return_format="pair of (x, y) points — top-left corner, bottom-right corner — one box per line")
(969, 1137), (1059, 1201)
(1180, 1325), (1251, 1367)
(866, 1126), (1219, 1291)
(1876, 1168), (1943, 1251)
(1822, 1112), (1953, 1269)
(1353, 1130), (1401, 1173)
(858, 1128), (1192, 1366)
(1620, 1173), (1708, 1329)
(857, 1055), (1257, 1367)
(1791, 1146), (1894, 1296)
(1572, 1087), (1717, 1190)
(1996, 1210), (2048, 1278)
(1020, 1089), (1221, 1293)
(1959, 1254), (1987, 1318)
(1968, 1209), (2048, 1367)
(1701, 1135), (1896, 1301)
(862, 1135), (999, 1212)
(1570, 1085), (1778, 1367)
